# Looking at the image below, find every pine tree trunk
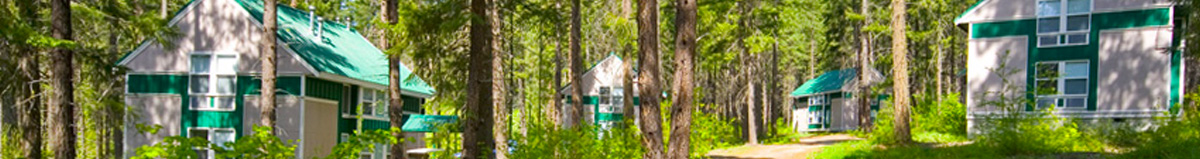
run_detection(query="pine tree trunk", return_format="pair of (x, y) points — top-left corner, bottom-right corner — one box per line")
(491, 3), (508, 158)
(381, 0), (407, 158)
(464, 0), (497, 158)
(568, 0), (586, 128)
(15, 2), (42, 158)
(622, 56), (635, 123)
(49, 0), (77, 157)
(856, 0), (873, 132)
(746, 68), (758, 144)
(551, 42), (563, 126)
(637, 0), (665, 156)
(260, 0), (279, 133)
(161, 0), (168, 18)
(890, 0), (913, 144)
(17, 47), (43, 159)
(666, 0), (696, 157)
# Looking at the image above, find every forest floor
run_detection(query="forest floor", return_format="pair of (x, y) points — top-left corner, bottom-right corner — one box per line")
(705, 134), (861, 159)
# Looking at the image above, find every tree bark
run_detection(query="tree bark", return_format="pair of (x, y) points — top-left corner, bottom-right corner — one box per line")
(17, 48), (43, 159)
(160, 0), (168, 18)
(260, 0), (279, 133)
(637, 0), (665, 156)
(623, 53), (635, 123)
(568, 0), (586, 128)
(890, 0), (913, 144)
(15, 1), (42, 158)
(551, 42), (563, 126)
(464, 0), (497, 158)
(492, 2), (508, 158)
(382, 0), (407, 158)
(49, 0), (76, 157)
(857, 0), (873, 131)
(746, 55), (758, 144)
(667, 0), (696, 157)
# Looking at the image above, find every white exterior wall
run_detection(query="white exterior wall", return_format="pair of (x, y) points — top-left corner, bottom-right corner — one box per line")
(966, 36), (1029, 113)
(123, 96), (182, 157)
(1097, 27), (1174, 112)
(121, 0), (312, 75)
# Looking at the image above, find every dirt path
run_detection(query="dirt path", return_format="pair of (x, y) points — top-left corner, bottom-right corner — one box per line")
(705, 134), (861, 159)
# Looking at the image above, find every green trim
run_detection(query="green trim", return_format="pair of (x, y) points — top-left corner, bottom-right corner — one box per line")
(1170, 16), (1184, 114)
(971, 19), (1037, 38)
(304, 77), (343, 101)
(562, 96), (641, 105)
(127, 74), (188, 94)
(971, 8), (1172, 39)
(238, 76), (303, 95)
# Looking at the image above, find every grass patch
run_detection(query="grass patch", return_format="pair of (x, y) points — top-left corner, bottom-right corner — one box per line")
(912, 131), (968, 143)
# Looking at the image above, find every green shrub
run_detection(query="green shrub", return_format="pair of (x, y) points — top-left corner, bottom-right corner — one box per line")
(764, 118), (812, 144)
(1121, 92), (1200, 158)
(132, 126), (297, 159)
(868, 97), (897, 144)
(688, 108), (743, 158)
(974, 109), (1105, 155)
(325, 128), (403, 159)
(913, 93), (967, 136)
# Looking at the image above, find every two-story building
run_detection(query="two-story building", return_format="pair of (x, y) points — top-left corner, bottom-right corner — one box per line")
(118, 0), (439, 158)
(957, 0), (1185, 133)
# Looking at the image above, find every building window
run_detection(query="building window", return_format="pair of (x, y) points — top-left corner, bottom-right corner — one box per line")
(189, 53), (237, 111)
(341, 86), (354, 116)
(360, 88), (388, 118)
(188, 127), (235, 159)
(1035, 61), (1089, 109)
(612, 87), (624, 113)
(598, 87), (611, 105)
(1037, 0), (1091, 47)
(808, 95), (826, 106)
(809, 108), (824, 124)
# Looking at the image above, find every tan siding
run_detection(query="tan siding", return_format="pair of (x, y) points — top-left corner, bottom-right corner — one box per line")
(242, 95), (303, 155)
(1097, 27), (1173, 111)
(302, 99), (338, 157)
(967, 36), (1029, 113)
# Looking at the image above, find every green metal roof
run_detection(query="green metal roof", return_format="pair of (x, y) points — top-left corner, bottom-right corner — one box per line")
(234, 0), (435, 96)
(790, 69), (858, 97)
(401, 115), (459, 132)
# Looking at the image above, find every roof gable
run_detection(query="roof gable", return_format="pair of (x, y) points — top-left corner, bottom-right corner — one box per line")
(233, 0), (435, 95)
(559, 53), (633, 94)
(791, 69), (858, 97)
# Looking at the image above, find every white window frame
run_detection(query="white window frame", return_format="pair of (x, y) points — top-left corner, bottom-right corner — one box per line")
(809, 108), (824, 124)
(187, 127), (236, 159)
(341, 85), (354, 116)
(611, 86), (624, 113)
(1035, 60), (1090, 110)
(189, 52), (239, 111)
(1036, 0), (1093, 47)
(808, 95), (826, 106)
(359, 88), (388, 119)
